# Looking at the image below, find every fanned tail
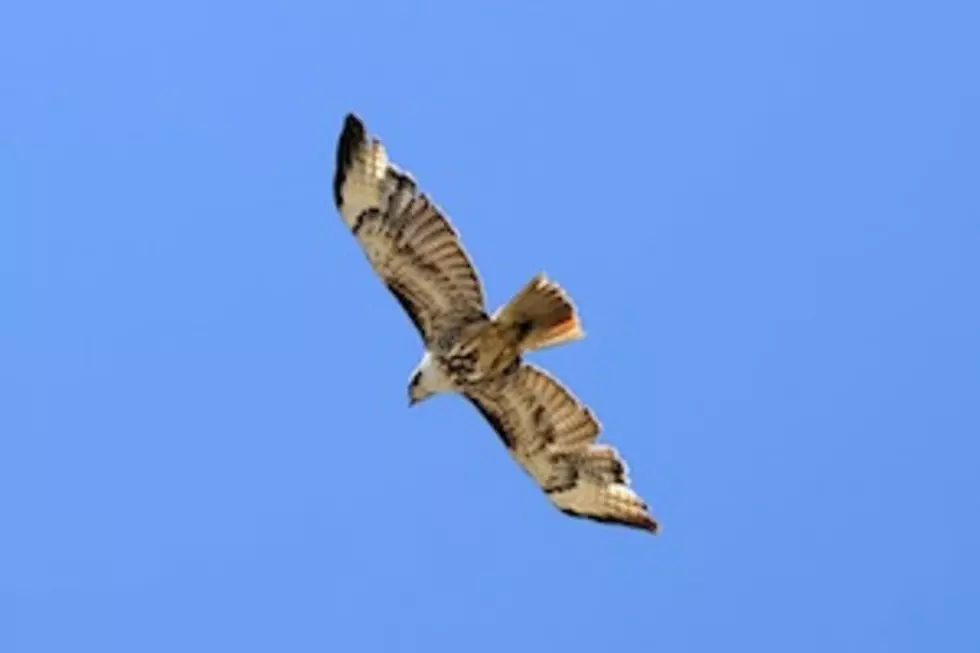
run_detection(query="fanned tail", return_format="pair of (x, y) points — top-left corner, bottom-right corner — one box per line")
(492, 273), (584, 353)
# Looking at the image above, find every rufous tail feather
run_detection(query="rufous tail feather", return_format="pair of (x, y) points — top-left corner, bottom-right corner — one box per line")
(492, 273), (585, 353)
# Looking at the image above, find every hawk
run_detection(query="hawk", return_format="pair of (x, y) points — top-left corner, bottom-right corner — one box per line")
(332, 113), (659, 534)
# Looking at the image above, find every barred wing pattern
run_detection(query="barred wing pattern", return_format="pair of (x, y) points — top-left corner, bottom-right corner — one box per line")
(333, 114), (487, 345)
(465, 364), (659, 534)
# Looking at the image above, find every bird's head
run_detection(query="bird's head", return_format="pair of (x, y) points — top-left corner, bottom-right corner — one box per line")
(407, 368), (432, 407)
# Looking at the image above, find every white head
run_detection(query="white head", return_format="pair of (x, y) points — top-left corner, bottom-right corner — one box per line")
(407, 367), (431, 406)
(407, 351), (451, 407)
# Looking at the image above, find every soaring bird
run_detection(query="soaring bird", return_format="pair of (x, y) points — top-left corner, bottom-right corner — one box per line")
(332, 113), (659, 534)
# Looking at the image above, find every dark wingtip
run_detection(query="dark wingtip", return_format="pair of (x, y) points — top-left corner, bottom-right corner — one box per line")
(333, 112), (368, 208)
(343, 112), (365, 137)
(560, 508), (661, 535)
(645, 517), (661, 535)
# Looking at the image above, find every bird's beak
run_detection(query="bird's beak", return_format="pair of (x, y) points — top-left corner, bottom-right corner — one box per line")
(408, 396), (418, 408)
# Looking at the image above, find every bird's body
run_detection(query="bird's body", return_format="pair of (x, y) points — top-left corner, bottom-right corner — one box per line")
(331, 113), (659, 534)
(411, 325), (517, 397)
(412, 277), (585, 395)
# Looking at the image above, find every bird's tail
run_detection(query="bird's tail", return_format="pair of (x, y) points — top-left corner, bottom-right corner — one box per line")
(492, 273), (585, 353)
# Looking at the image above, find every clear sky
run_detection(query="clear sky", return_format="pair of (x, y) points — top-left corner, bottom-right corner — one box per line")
(4, 1), (979, 651)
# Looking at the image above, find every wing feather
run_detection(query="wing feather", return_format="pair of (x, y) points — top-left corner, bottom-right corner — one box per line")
(333, 113), (486, 344)
(465, 364), (659, 534)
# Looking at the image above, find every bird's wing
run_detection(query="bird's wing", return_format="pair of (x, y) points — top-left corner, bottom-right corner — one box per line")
(464, 364), (659, 534)
(333, 113), (486, 344)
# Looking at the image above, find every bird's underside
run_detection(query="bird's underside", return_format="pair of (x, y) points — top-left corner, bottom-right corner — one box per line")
(331, 112), (659, 535)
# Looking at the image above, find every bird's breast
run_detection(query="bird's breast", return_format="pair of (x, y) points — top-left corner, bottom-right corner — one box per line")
(444, 326), (520, 384)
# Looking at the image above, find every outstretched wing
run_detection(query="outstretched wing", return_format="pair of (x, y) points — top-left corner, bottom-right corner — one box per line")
(333, 113), (487, 344)
(465, 364), (659, 534)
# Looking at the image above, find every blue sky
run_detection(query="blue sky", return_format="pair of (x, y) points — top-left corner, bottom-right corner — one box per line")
(4, 0), (979, 650)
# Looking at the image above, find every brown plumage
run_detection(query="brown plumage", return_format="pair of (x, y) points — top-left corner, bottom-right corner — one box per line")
(493, 273), (585, 353)
(466, 363), (659, 535)
(331, 112), (659, 535)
